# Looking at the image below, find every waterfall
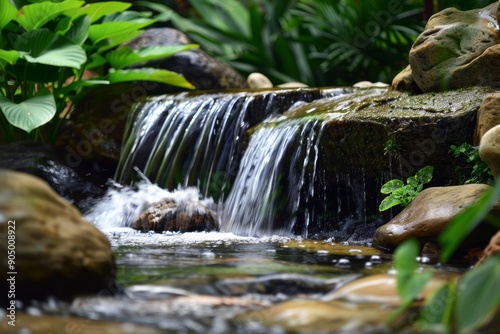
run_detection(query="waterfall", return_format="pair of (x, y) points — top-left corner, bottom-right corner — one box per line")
(115, 88), (351, 200)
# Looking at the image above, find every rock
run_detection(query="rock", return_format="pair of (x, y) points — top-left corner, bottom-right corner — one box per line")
(476, 231), (500, 266)
(479, 124), (500, 176)
(409, 3), (500, 92)
(390, 65), (421, 93)
(277, 82), (309, 88)
(0, 170), (117, 305)
(353, 81), (389, 88)
(474, 93), (500, 145)
(374, 184), (500, 250)
(132, 198), (218, 232)
(247, 72), (273, 88)
(123, 28), (248, 93)
(322, 274), (447, 304)
(0, 142), (111, 211)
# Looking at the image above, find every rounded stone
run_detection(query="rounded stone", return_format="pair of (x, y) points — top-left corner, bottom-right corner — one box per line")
(474, 93), (500, 145)
(0, 170), (116, 305)
(247, 72), (273, 89)
(479, 124), (500, 176)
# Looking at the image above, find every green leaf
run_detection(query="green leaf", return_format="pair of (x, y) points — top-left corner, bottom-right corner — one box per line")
(88, 21), (153, 45)
(135, 1), (174, 22)
(407, 176), (418, 188)
(0, 0), (17, 31)
(102, 10), (152, 23)
(381, 179), (404, 194)
(456, 256), (500, 333)
(16, 29), (86, 69)
(415, 165), (434, 184)
(66, 15), (90, 46)
(420, 283), (456, 326)
(0, 91), (56, 133)
(85, 53), (107, 70)
(76, 2), (131, 23)
(379, 195), (402, 212)
(0, 50), (20, 68)
(95, 30), (144, 54)
(394, 239), (432, 304)
(16, 1), (85, 31)
(439, 182), (500, 263)
(56, 79), (110, 97)
(108, 68), (195, 89)
(106, 45), (198, 70)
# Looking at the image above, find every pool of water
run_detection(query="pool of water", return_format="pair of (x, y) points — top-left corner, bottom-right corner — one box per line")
(0, 229), (469, 334)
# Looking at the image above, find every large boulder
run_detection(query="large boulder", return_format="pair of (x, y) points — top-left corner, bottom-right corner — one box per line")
(0, 170), (117, 305)
(408, 2), (500, 92)
(123, 28), (249, 93)
(373, 184), (500, 250)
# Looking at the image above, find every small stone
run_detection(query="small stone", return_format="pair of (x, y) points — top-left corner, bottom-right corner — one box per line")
(247, 72), (273, 89)
(479, 124), (500, 177)
(277, 82), (309, 88)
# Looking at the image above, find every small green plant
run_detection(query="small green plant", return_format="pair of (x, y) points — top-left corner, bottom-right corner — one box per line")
(383, 137), (400, 157)
(379, 165), (434, 212)
(0, 0), (197, 143)
(449, 143), (494, 185)
(389, 179), (500, 333)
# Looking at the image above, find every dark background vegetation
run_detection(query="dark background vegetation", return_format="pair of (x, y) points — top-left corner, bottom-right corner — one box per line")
(129, 0), (498, 86)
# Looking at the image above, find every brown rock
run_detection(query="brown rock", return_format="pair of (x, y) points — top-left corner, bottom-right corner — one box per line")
(374, 184), (500, 250)
(409, 3), (500, 92)
(133, 198), (218, 232)
(474, 93), (500, 145)
(390, 65), (421, 93)
(0, 170), (116, 304)
(479, 124), (500, 176)
(476, 231), (500, 266)
(247, 72), (273, 88)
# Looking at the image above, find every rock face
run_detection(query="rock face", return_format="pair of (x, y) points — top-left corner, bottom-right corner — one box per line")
(408, 2), (500, 92)
(474, 93), (500, 145)
(479, 124), (500, 176)
(133, 198), (218, 232)
(0, 142), (111, 211)
(123, 28), (248, 93)
(374, 184), (500, 250)
(0, 170), (116, 305)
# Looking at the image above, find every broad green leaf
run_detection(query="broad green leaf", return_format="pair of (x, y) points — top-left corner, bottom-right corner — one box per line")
(407, 176), (418, 187)
(0, 50), (20, 68)
(135, 1), (174, 22)
(16, 29), (86, 69)
(76, 2), (131, 23)
(415, 165), (434, 184)
(85, 53), (107, 70)
(108, 68), (195, 89)
(66, 15), (91, 46)
(0, 92), (56, 133)
(394, 239), (432, 304)
(56, 79), (110, 97)
(0, 0), (17, 31)
(456, 256), (500, 333)
(381, 179), (404, 194)
(88, 21), (154, 45)
(439, 181), (500, 263)
(379, 195), (402, 211)
(95, 30), (143, 54)
(55, 16), (73, 35)
(420, 283), (456, 326)
(106, 45), (198, 70)
(102, 10), (152, 23)
(16, 1), (85, 31)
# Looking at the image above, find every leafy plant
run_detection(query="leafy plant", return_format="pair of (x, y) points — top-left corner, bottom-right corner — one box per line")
(449, 143), (494, 186)
(389, 179), (500, 333)
(379, 165), (434, 211)
(0, 0), (197, 143)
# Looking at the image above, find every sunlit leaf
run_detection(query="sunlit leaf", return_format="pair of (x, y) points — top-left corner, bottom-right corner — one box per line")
(456, 256), (500, 333)
(16, 1), (85, 31)
(0, 50), (20, 68)
(108, 68), (195, 89)
(415, 166), (434, 184)
(16, 29), (86, 69)
(0, 0), (17, 31)
(106, 45), (198, 69)
(379, 195), (402, 212)
(381, 179), (404, 194)
(0, 91), (56, 133)
(77, 2), (131, 23)
(88, 21), (153, 45)
(66, 15), (91, 46)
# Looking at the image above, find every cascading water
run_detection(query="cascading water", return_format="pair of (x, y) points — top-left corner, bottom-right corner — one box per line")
(115, 88), (351, 200)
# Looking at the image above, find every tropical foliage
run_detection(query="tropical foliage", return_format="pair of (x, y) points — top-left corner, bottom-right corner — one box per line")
(0, 0), (197, 143)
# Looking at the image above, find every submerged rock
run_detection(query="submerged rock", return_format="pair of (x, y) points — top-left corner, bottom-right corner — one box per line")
(374, 184), (500, 250)
(408, 2), (500, 92)
(133, 198), (218, 232)
(0, 170), (116, 305)
(479, 124), (500, 177)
